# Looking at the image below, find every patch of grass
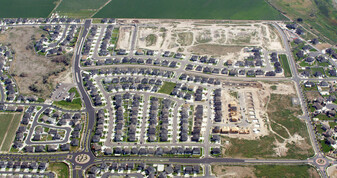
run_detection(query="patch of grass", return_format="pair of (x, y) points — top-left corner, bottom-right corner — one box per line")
(68, 87), (80, 97)
(158, 82), (176, 95)
(94, 0), (286, 20)
(311, 67), (325, 76)
(315, 113), (332, 120)
(53, 98), (82, 110)
(254, 165), (318, 178)
(0, 113), (22, 151)
(270, 85), (277, 90)
(0, 0), (56, 18)
(279, 54), (292, 77)
(47, 162), (69, 178)
(145, 34), (157, 46)
(321, 140), (332, 153)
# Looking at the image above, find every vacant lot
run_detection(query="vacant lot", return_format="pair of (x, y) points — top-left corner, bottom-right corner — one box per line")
(0, 0), (56, 17)
(279, 54), (292, 77)
(47, 162), (69, 178)
(0, 113), (22, 151)
(0, 27), (73, 99)
(223, 93), (314, 159)
(212, 165), (319, 178)
(53, 98), (82, 110)
(55, 0), (109, 17)
(94, 0), (286, 20)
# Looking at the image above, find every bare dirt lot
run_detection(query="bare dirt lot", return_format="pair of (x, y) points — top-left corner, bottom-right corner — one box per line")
(116, 26), (134, 50)
(0, 27), (73, 99)
(212, 165), (256, 178)
(133, 20), (283, 58)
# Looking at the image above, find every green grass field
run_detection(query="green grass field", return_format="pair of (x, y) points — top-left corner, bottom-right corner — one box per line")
(94, 0), (286, 20)
(279, 54), (292, 77)
(0, 113), (22, 151)
(53, 98), (82, 110)
(158, 82), (176, 94)
(55, 0), (109, 17)
(0, 0), (57, 17)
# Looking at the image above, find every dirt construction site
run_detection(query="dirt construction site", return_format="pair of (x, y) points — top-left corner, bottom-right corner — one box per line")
(117, 19), (284, 59)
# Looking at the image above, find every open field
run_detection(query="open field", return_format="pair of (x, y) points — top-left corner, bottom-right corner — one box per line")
(94, 0), (286, 20)
(0, 0), (57, 18)
(0, 27), (73, 99)
(55, 0), (109, 17)
(222, 89), (313, 159)
(268, 0), (337, 44)
(212, 165), (320, 178)
(46, 162), (69, 178)
(0, 113), (22, 151)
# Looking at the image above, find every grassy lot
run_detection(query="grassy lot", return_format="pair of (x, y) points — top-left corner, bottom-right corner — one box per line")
(55, 0), (109, 17)
(0, 113), (22, 151)
(224, 94), (313, 159)
(311, 67), (326, 76)
(314, 113), (333, 120)
(321, 140), (332, 153)
(0, 0), (56, 17)
(47, 162), (69, 178)
(158, 82), (176, 95)
(212, 165), (319, 177)
(268, 0), (337, 44)
(94, 0), (286, 20)
(279, 54), (292, 77)
(68, 87), (80, 97)
(53, 98), (82, 110)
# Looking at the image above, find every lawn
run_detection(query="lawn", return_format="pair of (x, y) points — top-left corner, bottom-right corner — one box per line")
(0, 113), (22, 151)
(0, 0), (57, 17)
(94, 0), (286, 20)
(68, 87), (80, 97)
(311, 67), (326, 76)
(279, 54), (292, 77)
(158, 82), (176, 95)
(55, 0), (110, 17)
(53, 98), (82, 110)
(321, 140), (332, 153)
(47, 162), (69, 178)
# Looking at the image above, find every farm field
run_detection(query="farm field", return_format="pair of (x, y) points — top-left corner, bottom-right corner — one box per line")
(55, 0), (109, 17)
(94, 0), (286, 20)
(0, 0), (57, 18)
(0, 113), (22, 151)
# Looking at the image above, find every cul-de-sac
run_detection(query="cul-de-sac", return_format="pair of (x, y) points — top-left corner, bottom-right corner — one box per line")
(0, 0), (337, 177)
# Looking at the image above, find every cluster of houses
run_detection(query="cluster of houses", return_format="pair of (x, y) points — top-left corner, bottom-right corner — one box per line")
(100, 18), (116, 24)
(191, 105), (204, 142)
(285, 23), (304, 35)
(13, 106), (35, 149)
(147, 98), (173, 142)
(0, 18), (81, 26)
(0, 161), (47, 172)
(83, 73), (105, 106)
(170, 83), (195, 101)
(179, 105), (192, 142)
(269, 52), (283, 74)
(98, 25), (113, 56)
(162, 51), (184, 59)
(60, 25), (78, 46)
(320, 124), (337, 148)
(88, 67), (174, 79)
(82, 25), (98, 56)
(92, 109), (108, 144)
(101, 146), (202, 157)
(88, 163), (202, 177)
(326, 48), (337, 60)
(213, 89), (222, 122)
(102, 76), (163, 93)
(190, 55), (218, 65)
(110, 94), (141, 142)
(179, 73), (222, 85)
(135, 49), (156, 56)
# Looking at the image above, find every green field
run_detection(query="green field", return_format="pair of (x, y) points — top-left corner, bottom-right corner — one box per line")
(0, 0), (57, 18)
(279, 54), (292, 77)
(0, 113), (22, 151)
(55, 0), (109, 17)
(158, 82), (176, 94)
(53, 98), (82, 110)
(94, 0), (286, 20)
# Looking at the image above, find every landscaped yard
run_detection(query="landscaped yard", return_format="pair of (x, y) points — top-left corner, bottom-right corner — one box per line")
(94, 0), (286, 20)
(158, 82), (176, 95)
(53, 98), (82, 110)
